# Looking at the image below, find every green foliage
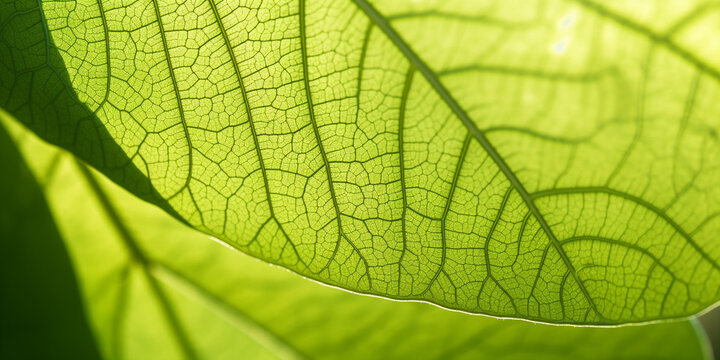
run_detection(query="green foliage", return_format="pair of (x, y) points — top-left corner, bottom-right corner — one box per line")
(0, 116), (101, 360)
(0, 116), (712, 359)
(2, 0), (720, 325)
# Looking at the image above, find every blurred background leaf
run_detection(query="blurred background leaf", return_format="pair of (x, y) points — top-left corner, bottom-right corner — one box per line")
(1, 111), (714, 359)
(0, 116), (101, 359)
(4, 0), (720, 324)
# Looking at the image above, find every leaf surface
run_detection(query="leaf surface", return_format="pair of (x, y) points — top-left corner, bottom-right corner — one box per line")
(1, 114), (713, 360)
(2, 0), (720, 323)
(0, 113), (101, 360)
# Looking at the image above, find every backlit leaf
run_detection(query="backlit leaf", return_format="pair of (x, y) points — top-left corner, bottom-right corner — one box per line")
(1, 115), (712, 359)
(2, 0), (720, 323)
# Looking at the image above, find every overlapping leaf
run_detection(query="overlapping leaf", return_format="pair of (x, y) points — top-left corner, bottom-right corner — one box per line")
(1, 115), (713, 359)
(2, 0), (720, 323)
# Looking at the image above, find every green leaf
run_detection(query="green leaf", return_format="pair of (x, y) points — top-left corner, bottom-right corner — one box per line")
(2, 0), (720, 324)
(1, 114), (713, 360)
(0, 113), (101, 360)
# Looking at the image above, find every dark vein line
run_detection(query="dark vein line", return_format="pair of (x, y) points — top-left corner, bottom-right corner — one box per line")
(559, 271), (570, 320)
(630, 261), (657, 315)
(692, 211), (720, 236)
(386, 10), (537, 29)
(484, 117), (624, 145)
(483, 186), (518, 314)
(35, 0), (51, 66)
(299, 0), (371, 286)
(145, 274), (197, 360)
(94, 0), (111, 111)
(659, 278), (675, 317)
(573, 0), (720, 83)
(149, 0), (193, 197)
(670, 71), (700, 199)
(352, 0), (602, 318)
(76, 161), (146, 264)
(606, 46), (653, 186)
(433, 321), (504, 360)
(560, 236), (675, 275)
(527, 240), (551, 313)
(511, 211), (532, 268)
(354, 22), (373, 126)
(26, 0), (107, 159)
(153, 263), (309, 360)
(665, 3), (720, 36)
(421, 133), (471, 296)
(439, 65), (615, 82)
(0, 8), (36, 32)
(76, 161), (198, 359)
(72, 162), (305, 359)
(205, 0), (305, 266)
(397, 66), (414, 289)
(532, 186), (720, 270)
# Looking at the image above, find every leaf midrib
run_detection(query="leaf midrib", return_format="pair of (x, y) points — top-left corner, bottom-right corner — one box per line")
(77, 160), (199, 360)
(152, 262), (310, 360)
(351, 0), (603, 320)
(75, 160), (307, 360)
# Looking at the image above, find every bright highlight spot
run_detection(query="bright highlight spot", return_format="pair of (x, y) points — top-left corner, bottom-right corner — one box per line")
(551, 37), (569, 54)
(558, 11), (577, 28)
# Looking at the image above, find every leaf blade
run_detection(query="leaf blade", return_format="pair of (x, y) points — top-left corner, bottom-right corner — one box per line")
(2, 113), (712, 360)
(2, 0), (720, 324)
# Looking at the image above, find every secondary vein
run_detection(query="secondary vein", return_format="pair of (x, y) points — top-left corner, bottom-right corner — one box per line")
(76, 160), (198, 360)
(149, 0), (194, 198)
(351, 0), (603, 319)
(299, 0), (372, 287)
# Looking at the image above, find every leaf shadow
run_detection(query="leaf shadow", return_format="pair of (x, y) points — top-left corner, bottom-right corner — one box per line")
(0, 0), (179, 217)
